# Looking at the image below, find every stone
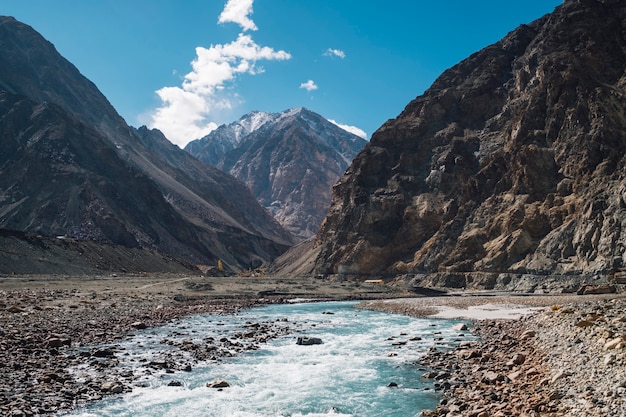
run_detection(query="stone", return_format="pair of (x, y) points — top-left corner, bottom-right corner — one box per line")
(101, 381), (124, 394)
(296, 336), (323, 346)
(206, 379), (230, 389)
(47, 338), (67, 348)
(605, 338), (622, 350)
(551, 370), (567, 384)
(511, 353), (526, 365)
(131, 321), (147, 330)
(92, 348), (115, 358)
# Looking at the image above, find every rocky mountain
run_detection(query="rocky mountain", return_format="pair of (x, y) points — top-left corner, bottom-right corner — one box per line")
(186, 108), (367, 240)
(0, 16), (293, 272)
(185, 110), (276, 166)
(302, 0), (626, 287)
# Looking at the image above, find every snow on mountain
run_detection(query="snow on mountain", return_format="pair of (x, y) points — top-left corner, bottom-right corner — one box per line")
(185, 107), (367, 240)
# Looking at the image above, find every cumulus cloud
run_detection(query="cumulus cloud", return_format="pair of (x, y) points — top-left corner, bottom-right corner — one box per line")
(299, 80), (318, 92)
(328, 119), (367, 139)
(150, 2), (291, 148)
(218, 0), (257, 31)
(324, 48), (346, 59)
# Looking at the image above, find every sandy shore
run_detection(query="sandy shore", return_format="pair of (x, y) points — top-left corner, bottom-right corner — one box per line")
(2, 274), (625, 416)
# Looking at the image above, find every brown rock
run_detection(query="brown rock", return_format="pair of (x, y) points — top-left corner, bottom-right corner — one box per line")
(206, 379), (230, 389)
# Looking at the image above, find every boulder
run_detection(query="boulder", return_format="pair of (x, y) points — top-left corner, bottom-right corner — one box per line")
(206, 379), (230, 388)
(296, 336), (323, 346)
(101, 381), (124, 394)
(577, 284), (617, 295)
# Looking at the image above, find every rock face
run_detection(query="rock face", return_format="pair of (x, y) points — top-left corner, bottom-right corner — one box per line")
(186, 108), (367, 241)
(0, 16), (293, 272)
(312, 0), (626, 282)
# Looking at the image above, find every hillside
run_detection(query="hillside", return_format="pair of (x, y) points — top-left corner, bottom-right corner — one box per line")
(0, 16), (293, 273)
(302, 0), (626, 287)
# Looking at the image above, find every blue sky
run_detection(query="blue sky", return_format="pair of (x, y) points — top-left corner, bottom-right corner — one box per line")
(3, 0), (562, 147)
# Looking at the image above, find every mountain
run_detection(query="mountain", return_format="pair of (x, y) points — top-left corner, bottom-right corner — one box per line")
(185, 110), (276, 166)
(186, 108), (367, 240)
(298, 0), (626, 287)
(0, 16), (293, 272)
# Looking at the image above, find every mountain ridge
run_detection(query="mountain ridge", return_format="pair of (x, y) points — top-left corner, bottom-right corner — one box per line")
(186, 107), (367, 240)
(291, 0), (626, 287)
(0, 15), (293, 272)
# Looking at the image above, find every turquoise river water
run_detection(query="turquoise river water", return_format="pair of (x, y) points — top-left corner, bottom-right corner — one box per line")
(66, 301), (473, 417)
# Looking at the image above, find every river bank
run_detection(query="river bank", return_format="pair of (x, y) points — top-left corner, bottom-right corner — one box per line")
(361, 294), (626, 416)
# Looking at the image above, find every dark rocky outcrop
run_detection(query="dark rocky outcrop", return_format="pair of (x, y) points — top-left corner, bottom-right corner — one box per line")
(0, 16), (293, 272)
(186, 108), (367, 241)
(307, 0), (626, 285)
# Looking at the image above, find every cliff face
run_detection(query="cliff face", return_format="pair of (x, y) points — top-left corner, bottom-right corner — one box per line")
(313, 0), (626, 281)
(0, 16), (292, 271)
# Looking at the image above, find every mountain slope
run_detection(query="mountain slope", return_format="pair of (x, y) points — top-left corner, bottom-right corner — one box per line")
(310, 0), (626, 285)
(186, 108), (367, 240)
(0, 16), (293, 271)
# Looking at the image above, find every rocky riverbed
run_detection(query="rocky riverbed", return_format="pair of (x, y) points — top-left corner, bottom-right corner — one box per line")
(372, 295), (626, 417)
(0, 288), (270, 416)
(0, 274), (407, 416)
(3, 273), (626, 417)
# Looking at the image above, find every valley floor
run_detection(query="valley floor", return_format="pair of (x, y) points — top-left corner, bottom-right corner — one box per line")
(0, 274), (624, 416)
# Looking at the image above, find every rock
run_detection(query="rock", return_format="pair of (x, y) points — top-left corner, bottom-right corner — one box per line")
(47, 337), (69, 348)
(520, 330), (536, 340)
(577, 284), (617, 296)
(387, 382), (398, 387)
(167, 380), (183, 387)
(453, 323), (468, 331)
(206, 379), (230, 388)
(604, 338), (622, 350)
(296, 336), (323, 346)
(92, 348), (115, 358)
(551, 370), (567, 384)
(148, 360), (168, 369)
(511, 353), (526, 365)
(101, 381), (124, 394)
(131, 321), (147, 330)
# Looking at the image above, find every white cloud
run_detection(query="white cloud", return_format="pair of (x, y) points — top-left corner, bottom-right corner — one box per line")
(218, 0), (257, 32)
(300, 80), (318, 92)
(150, 33), (291, 147)
(324, 48), (346, 59)
(328, 119), (367, 140)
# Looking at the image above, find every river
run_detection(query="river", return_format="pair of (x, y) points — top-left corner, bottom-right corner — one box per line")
(66, 301), (473, 417)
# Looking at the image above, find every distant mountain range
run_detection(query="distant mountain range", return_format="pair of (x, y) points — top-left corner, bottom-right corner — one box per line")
(186, 108), (367, 240)
(0, 15), (293, 273)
